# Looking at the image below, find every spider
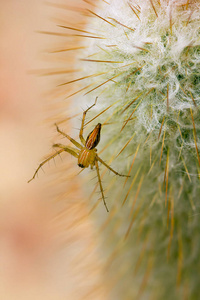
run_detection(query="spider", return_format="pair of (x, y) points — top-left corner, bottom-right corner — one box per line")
(28, 97), (129, 212)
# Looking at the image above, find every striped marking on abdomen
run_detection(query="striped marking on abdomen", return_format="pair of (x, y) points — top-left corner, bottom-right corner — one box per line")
(85, 123), (101, 149)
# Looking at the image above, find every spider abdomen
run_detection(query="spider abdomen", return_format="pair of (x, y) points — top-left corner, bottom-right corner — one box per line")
(78, 148), (96, 168)
(85, 123), (101, 149)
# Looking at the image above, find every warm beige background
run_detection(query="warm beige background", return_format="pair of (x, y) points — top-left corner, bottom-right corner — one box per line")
(0, 1), (106, 299)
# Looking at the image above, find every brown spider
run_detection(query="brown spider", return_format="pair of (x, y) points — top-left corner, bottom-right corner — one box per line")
(28, 98), (129, 212)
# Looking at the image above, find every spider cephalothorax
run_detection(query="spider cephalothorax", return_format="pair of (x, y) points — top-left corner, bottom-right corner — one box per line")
(28, 98), (129, 212)
(78, 123), (101, 169)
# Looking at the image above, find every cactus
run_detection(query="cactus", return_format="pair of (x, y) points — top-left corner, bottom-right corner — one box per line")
(51, 0), (200, 299)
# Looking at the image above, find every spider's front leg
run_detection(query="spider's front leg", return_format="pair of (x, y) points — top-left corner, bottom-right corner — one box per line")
(95, 160), (109, 212)
(28, 144), (79, 183)
(79, 96), (98, 145)
(53, 143), (80, 157)
(97, 156), (130, 177)
(28, 148), (64, 183)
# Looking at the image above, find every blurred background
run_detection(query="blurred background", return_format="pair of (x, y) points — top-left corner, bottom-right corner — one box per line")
(0, 1), (106, 299)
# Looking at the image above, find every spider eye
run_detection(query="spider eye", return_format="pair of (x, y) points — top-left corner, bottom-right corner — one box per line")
(85, 123), (101, 149)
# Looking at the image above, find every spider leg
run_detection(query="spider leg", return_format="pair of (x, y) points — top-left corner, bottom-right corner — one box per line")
(53, 143), (79, 157)
(28, 144), (80, 183)
(97, 156), (130, 177)
(53, 144), (80, 157)
(79, 96), (98, 145)
(28, 149), (65, 183)
(55, 123), (82, 150)
(95, 160), (109, 212)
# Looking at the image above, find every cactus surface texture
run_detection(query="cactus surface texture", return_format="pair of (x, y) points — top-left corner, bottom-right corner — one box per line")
(54, 0), (200, 299)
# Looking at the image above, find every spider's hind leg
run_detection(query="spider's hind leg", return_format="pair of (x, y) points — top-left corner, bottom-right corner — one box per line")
(55, 124), (82, 150)
(79, 96), (98, 145)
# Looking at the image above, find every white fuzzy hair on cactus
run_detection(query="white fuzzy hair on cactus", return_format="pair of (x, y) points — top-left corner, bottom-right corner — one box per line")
(57, 0), (200, 299)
